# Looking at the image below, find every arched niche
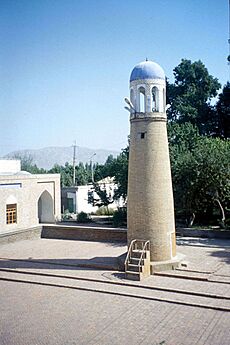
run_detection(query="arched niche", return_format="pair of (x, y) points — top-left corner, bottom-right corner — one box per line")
(6, 195), (17, 204)
(38, 190), (55, 223)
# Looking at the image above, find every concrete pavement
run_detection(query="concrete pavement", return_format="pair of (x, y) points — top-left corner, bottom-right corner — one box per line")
(0, 236), (230, 344)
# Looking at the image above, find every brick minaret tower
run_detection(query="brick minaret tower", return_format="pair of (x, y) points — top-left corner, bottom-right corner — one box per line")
(126, 60), (177, 271)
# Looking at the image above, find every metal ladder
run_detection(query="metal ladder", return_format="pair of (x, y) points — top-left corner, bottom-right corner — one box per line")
(125, 239), (150, 280)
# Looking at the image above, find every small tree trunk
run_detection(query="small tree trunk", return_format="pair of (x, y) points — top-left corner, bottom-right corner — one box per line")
(187, 212), (195, 227)
(214, 198), (226, 228)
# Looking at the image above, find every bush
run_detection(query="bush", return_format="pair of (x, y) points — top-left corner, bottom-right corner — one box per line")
(95, 206), (115, 216)
(77, 211), (91, 223)
(113, 208), (127, 227)
(62, 209), (72, 220)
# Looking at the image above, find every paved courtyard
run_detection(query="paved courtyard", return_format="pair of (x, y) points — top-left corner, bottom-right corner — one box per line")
(0, 236), (230, 345)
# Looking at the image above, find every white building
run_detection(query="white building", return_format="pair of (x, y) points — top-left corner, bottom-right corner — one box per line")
(0, 160), (61, 234)
(61, 177), (124, 214)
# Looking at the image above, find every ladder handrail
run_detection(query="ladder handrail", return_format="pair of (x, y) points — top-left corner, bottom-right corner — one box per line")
(138, 240), (150, 273)
(124, 239), (136, 272)
(125, 239), (150, 273)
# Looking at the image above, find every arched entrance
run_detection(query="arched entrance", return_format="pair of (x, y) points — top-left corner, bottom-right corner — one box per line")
(38, 190), (55, 223)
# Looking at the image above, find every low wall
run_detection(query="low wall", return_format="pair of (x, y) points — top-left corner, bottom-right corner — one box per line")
(176, 228), (230, 239)
(0, 226), (42, 245)
(1, 224), (230, 245)
(42, 225), (127, 242)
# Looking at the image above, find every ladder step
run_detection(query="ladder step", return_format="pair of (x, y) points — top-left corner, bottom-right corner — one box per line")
(127, 263), (142, 272)
(131, 250), (146, 259)
(125, 270), (141, 281)
(130, 257), (144, 264)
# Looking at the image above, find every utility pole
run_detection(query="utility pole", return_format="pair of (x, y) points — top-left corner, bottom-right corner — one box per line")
(73, 141), (77, 186)
(90, 153), (96, 183)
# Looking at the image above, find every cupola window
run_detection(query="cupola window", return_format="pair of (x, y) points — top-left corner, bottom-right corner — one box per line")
(138, 87), (146, 112)
(152, 86), (159, 112)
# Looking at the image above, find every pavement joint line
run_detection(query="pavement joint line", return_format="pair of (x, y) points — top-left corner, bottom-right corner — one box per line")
(154, 271), (209, 281)
(211, 273), (230, 278)
(207, 277), (230, 284)
(0, 266), (230, 301)
(154, 271), (230, 285)
(1, 257), (230, 285)
(0, 275), (229, 312)
(176, 268), (214, 274)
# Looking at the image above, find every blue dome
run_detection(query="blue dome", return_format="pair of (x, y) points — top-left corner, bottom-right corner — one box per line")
(130, 60), (165, 82)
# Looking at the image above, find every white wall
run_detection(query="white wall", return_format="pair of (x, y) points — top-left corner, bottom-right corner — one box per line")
(0, 174), (61, 234)
(75, 182), (124, 214)
(0, 160), (21, 173)
(76, 186), (97, 214)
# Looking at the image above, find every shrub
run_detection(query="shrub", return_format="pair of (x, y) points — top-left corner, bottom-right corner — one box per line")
(77, 211), (91, 223)
(62, 209), (72, 220)
(95, 206), (115, 216)
(113, 208), (127, 227)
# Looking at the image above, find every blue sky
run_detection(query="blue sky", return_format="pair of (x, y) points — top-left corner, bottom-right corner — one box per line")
(0, 0), (228, 157)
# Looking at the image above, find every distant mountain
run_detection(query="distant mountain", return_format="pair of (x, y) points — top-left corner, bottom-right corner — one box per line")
(4, 146), (120, 170)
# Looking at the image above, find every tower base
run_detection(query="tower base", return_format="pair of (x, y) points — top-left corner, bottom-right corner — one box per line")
(150, 253), (186, 273)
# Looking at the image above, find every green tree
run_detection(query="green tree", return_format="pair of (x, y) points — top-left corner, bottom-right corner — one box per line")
(216, 82), (230, 138)
(89, 182), (114, 208)
(49, 163), (73, 187)
(49, 162), (92, 187)
(168, 122), (200, 155)
(110, 146), (129, 200)
(93, 155), (115, 182)
(171, 135), (230, 226)
(167, 59), (221, 135)
(12, 154), (46, 174)
(76, 162), (91, 185)
(88, 148), (128, 207)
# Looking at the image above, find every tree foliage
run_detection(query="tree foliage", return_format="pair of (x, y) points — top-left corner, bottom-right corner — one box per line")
(12, 154), (46, 174)
(89, 182), (114, 208)
(165, 59), (230, 226)
(88, 148), (129, 207)
(48, 162), (92, 187)
(170, 128), (230, 225)
(167, 59), (221, 135)
(109, 147), (129, 200)
(216, 82), (230, 138)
